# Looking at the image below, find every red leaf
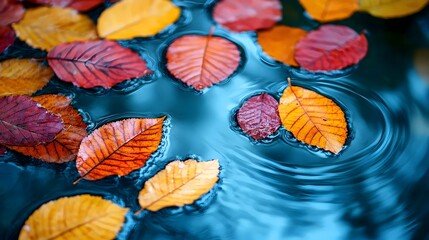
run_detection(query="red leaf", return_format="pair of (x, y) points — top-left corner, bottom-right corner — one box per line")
(213, 0), (282, 32)
(0, 26), (15, 54)
(47, 40), (152, 89)
(0, 96), (64, 146)
(294, 25), (368, 71)
(0, 0), (24, 26)
(166, 33), (240, 91)
(24, 0), (103, 11)
(237, 93), (281, 140)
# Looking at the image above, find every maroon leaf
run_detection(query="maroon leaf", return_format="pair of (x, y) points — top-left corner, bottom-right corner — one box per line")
(0, 0), (24, 26)
(47, 40), (152, 89)
(0, 96), (64, 146)
(0, 145), (6, 157)
(294, 25), (368, 71)
(213, 0), (282, 32)
(24, 0), (103, 11)
(0, 26), (15, 54)
(237, 93), (281, 140)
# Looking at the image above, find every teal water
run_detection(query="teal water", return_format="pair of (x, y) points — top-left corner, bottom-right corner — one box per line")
(1, 1), (429, 239)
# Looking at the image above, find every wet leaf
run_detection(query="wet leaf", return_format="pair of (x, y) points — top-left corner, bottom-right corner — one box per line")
(12, 7), (97, 51)
(24, 0), (104, 11)
(414, 48), (429, 84)
(166, 32), (240, 91)
(0, 59), (53, 96)
(237, 93), (281, 140)
(299, 0), (358, 22)
(213, 0), (282, 32)
(19, 194), (128, 240)
(295, 25), (368, 71)
(75, 117), (166, 182)
(8, 95), (87, 163)
(0, 95), (64, 146)
(359, 0), (429, 18)
(97, 0), (181, 40)
(137, 159), (220, 212)
(47, 40), (152, 89)
(278, 79), (348, 154)
(0, 0), (24, 26)
(257, 26), (307, 66)
(0, 26), (15, 54)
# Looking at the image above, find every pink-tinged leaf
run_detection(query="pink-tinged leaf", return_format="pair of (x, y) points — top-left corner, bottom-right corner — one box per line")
(0, 96), (64, 146)
(0, 0), (24, 26)
(24, 0), (103, 11)
(0, 26), (15, 54)
(294, 25), (368, 71)
(237, 93), (281, 140)
(213, 0), (282, 32)
(166, 34), (240, 91)
(0, 145), (6, 157)
(47, 40), (152, 89)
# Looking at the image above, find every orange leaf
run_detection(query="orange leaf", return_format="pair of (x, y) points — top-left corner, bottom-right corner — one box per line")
(278, 79), (348, 154)
(299, 0), (358, 22)
(75, 117), (166, 182)
(8, 94), (87, 163)
(257, 26), (307, 66)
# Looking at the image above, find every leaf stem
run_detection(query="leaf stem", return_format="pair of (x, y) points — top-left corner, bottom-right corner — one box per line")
(73, 177), (82, 184)
(287, 77), (292, 86)
(134, 208), (144, 216)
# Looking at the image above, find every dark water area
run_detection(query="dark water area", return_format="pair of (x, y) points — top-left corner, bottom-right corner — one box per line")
(1, 0), (429, 239)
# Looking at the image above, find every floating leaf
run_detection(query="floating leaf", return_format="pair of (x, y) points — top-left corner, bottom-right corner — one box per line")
(0, 59), (53, 96)
(0, 95), (64, 146)
(278, 79), (348, 154)
(75, 117), (166, 182)
(137, 159), (220, 212)
(24, 0), (104, 11)
(257, 26), (307, 66)
(48, 40), (152, 89)
(213, 0), (282, 32)
(19, 195), (128, 240)
(299, 0), (358, 22)
(166, 32), (240, 91)
(0, 26), (15, 54)
(12, 7), (97, 51)
(295, 25), (368, 71)
(0, 0), (24, 26)
(8, 95), (87, 163)
(414, 48), (429, 84)
(359, 0), (429, 18)
(97, 0), (181, 40)
(237, 93), (281, 140)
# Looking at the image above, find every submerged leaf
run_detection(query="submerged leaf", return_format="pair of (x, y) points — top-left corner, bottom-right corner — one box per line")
(97, 0), (181, 40)
(278, 79), (348, 154)
(295, 25), (368, 71)
(166, 33), (240, 91)
(12, 7), (97, 51)
(19, 195), (128, 240)
(0, 96), (64, 146)
(76, 117), (166, 182)
(24, 0), (103, 11)
(0, 26), (15, 54)
(0, 0), (24, 26)
(414, 48), (429, 84)
(0, 59), (53, 96)
(138, 159), (220, 212)
(48, 40), (152, 89)
(213, 0), (282, 32)
(8, 95), (87, 163)
(237, 93), (281, 140)
(359, 0), (429, 18)
(299, 0), (358, 22)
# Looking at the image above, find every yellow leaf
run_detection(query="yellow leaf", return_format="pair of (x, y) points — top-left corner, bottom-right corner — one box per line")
(12, 7), (97, 51)
(138, 159), (220, 212)
(19, 195), (128, 240)
(0, 59), (53, 96)
(278, 79), (348, 154)
(299, 0), (358, 22)
(359, 0), (429, 18)
(97, 0), (181, 40)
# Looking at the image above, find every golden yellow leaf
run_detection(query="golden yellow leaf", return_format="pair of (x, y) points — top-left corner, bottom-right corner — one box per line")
(359, 0), (429, 18)
(12, 7), (97, 51)
(0, 59), (53, 96)
(19, 195), (128, 240)
(278, 78), (348, 154)
(137, 159), (220, 213)
(97, 0), (181, 40)
(299, 0), (358, 22)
